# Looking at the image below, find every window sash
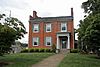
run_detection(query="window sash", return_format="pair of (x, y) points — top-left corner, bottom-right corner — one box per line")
(33, 24), (39, 32)
(61, 23), (67, 32)
(33, 37), (39, 46)
(45, 37), (52, 46)
(46, 24), (51, 32)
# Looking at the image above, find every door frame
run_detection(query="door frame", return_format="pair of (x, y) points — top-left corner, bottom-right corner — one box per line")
(60, 38), (67, 49)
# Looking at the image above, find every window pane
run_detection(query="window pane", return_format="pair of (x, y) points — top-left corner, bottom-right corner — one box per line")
(46, 24), (51, 32)
(33, 24), (39, 32)
(46, 37), (52, 46)
(62, 27), (66, 30)
(34, 42), (37, 45)
(61, 23), (67, 32)
(47, 42), (50, 45)
(33, 37), (39, 46)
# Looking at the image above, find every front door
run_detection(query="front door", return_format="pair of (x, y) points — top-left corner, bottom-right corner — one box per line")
(61, 38), (67, 49)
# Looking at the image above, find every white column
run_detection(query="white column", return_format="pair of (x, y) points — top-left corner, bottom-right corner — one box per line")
(67, 34), (70, 49)
(57, 36), (59, 49)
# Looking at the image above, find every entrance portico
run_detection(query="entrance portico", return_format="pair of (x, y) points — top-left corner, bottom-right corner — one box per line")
(56, 32), (70, 50)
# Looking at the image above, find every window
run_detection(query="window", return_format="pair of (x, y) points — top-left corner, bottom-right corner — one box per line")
(45, 37), (52, 46)
(33, 37), (39, 46)
(33, 24), (39, 32)
(46, 24), (51, 32)
(61, 23), (67, 32)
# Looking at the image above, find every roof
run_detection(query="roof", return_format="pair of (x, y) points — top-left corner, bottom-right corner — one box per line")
(29, 16), (73, 22)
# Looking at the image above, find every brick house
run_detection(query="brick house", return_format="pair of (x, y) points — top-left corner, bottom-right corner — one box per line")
(28, 8), (74, 51)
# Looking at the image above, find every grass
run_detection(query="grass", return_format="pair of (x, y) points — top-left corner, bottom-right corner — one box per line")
(58, 53), (100, 67)
(0, 53), (54, 67)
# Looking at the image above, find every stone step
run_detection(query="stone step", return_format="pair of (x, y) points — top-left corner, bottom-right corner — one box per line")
(60, 49), (70, 54)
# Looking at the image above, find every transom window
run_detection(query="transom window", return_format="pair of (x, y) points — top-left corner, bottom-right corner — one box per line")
(33, 37), (39, 46)
(45, 37), (52, 46)
(46, 24), (51, 32)
(61, 23), (67, 32)
(33, 24), (39, 32)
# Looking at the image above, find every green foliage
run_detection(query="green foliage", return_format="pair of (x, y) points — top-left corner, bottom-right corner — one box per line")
(34, 48), (39, 52)
(39, 48), (45, 52)
(21, 48), (53, 53)
(20, 49), (28, 53)
(77, 0), (100, 53)
(81, 0), (100, 14)
(70, 49), (79, 53)
(51, 44), (56, 52)
(0, 25), (16, 56)
(45, 48), (51, 52)
(0, 14), (27, 56)
(29, 48), (35, 52)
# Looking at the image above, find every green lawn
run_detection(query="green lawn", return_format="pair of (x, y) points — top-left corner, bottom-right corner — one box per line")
(0, 53), (54, 67)
(58, 53), (100, 67)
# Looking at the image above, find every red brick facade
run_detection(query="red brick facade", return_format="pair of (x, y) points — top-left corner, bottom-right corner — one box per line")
(28, 8), (74, 49)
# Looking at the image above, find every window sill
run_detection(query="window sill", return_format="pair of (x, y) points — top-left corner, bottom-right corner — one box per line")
(33, 45), (39, 46)
(45, 45), (51, 46)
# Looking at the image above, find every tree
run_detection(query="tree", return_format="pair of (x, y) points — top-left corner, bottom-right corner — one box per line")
(77, 0), (100, 53)
(82, 0), (100, 14)
(0, 14), (27, 56)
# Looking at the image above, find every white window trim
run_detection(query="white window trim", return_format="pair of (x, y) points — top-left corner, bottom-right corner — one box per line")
(46, 24), (51, 32)
(61, 23), (67, 32)
(45, 37), (52, 46)
(33, 37), (39, 46)
(33, 24), (39, 33)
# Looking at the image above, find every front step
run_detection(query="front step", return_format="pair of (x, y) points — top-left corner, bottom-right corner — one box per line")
(60, 49), (70, 54)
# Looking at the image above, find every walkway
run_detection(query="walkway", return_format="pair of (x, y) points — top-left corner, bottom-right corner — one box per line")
(32, 50), (68, 67)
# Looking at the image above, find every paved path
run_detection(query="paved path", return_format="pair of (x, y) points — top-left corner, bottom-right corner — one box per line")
(32, 52), (67, 67)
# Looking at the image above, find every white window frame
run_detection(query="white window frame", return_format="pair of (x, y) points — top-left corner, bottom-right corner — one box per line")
(33, 37), (39, 46)
(33, 24), (39, 33)
(45, 37), (52, 46)
(61, 23), (67, 32)
(46, 24), (51, 32)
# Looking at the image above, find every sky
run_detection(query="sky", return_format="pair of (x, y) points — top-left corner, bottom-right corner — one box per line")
(0, 0), (87, 43)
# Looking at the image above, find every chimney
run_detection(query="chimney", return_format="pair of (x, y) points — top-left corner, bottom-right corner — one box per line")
(71, 8), (73, 17)
(33, 11), (38, 18)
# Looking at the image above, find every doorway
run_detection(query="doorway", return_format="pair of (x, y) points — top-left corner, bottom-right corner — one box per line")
(61, 38), (67, 49)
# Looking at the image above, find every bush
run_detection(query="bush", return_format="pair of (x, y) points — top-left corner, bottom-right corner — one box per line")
(45, 48), (52, 52)
(21, 48), (54, 53)
(52, 44), (56, 52)
(34, 48), (39, 52)
(39, 48), (45, 52)
(21, 49), (28, 53)
(70, 49), (79, 53)
(29, 48), (35, 52)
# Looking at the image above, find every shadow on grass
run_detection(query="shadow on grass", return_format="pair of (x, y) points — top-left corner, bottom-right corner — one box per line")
(87, 54), (100, 59)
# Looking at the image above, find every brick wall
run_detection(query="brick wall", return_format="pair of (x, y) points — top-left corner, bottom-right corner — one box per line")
(29, 20), (74, 49)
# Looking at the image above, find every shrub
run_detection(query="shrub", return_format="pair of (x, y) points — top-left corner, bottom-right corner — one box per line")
(70, 49), (79, 53)
(21, 49), (28, 53)
(29, 48), (35, 52)
(39, 48), (45, 52)
(45, 48), (51, 52)
(34, 48), (39, 52)
(21, 48), (54, 53)
(52, 44), (56, 52)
